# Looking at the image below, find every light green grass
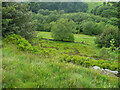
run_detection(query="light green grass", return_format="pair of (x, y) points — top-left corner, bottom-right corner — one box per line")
(37, 31), (95, 44)
(37, 31), (53, 39)
(36, 31), (99, 56)
(2, 44), (118, 88)
(2, 32), (119, 88)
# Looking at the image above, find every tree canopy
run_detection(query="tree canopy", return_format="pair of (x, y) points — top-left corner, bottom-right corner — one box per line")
(51, 18), (75, 42)
(2, 2), (36, 40)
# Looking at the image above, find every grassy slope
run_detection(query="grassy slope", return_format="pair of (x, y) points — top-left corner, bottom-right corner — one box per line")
(2, 44), (118, 88)
(2, 32), (119, 88)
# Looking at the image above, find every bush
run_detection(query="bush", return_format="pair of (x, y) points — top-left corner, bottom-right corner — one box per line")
(93, 22), (105, 35)
(101, 63), (110, 69)
(95, 25), (119, 48)
(66, 56), (71, 62)
(3, 34), (39, 54)
(83, 61), (91, 67)
(60, 54), (118, 71)
(51, 18), (75, 42)
(99, 47), (110, 59)
(81, 21), (95, 35)
(110, 65), (117, 71)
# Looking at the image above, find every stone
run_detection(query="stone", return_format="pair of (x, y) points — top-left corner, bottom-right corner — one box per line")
(103, 69), (118, 76)
(93, 66), (100, 70)
(93, 66), (118, 77)
(104, 69), (111, 72)
(110, 71), (118, 75)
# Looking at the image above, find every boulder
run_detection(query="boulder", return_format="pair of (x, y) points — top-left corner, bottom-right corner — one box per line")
(93, 66), (118, 76)
(93, 66), (100, 70)
(101, 69), (118, 76)
(110, 71), (118, 75)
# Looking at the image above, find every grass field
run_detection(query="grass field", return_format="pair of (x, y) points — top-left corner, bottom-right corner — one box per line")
(2, 31), (119, 88)
(37, 31), (96, 46)
(37, 31), (99, 55)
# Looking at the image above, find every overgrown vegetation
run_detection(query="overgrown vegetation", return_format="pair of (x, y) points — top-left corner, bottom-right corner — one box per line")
(2, 2), (120, 88)
(3, 44), (119, 88)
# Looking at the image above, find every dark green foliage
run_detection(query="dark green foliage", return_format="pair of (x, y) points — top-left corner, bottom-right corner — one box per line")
(2, 2), (36, 40)
(101, 9), (118, 18)
(38, 9), (50, 15)
(95, 25), (119, 47)
(96, 5), (115, 15)
(93, 22), (105, 35)
(83, 61), (91, 67)
(110, 65), (117, 71)
(33, 11), (59, 32)
(118, 2), (120, 30)
(81, 21), (95, 35)
(29, 2), (88, 13)
(107, 17), (119, 26)
(33, 8), (117, 34)
(92, 4), (118, 18)
(51, 18), (75, 42)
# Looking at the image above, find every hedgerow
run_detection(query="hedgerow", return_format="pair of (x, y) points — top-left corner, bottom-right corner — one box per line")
(60, 54), (118, 71)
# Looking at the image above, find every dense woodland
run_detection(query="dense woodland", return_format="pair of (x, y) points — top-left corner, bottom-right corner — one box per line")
(2, 2), (120, 88)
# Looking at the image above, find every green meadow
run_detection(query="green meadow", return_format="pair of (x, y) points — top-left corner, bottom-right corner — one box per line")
(2, 2), (120, 88)
(2, 32), (119, 88)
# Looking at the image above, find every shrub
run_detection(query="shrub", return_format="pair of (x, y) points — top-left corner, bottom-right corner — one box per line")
(60, 54), (69, 62)
(95, 25), (119, 48)
(110, 65), (117, 71)
(91, 60), (98, 66)
(81, 21), (95, 35)
(51, 18), (75, 42)
(99, 47), (110, 60)
(60, 54), (118, 71)
(101, 63), (110, 69)
(71, 56), (76, 63)
(3, 34), (39, 54)
(93, 22), (105, 35)
(79, 57), (85, 65)
(66, 56), (71, 62)
(83, 61), (91, 67)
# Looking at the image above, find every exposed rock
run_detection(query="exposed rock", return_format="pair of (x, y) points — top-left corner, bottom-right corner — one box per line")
(110, 71), (118, 75)
(104, 69), (118, 75)
(93, 66), (100, 70)
(93, 66), (118, 77)
(104, 69), (111, 72)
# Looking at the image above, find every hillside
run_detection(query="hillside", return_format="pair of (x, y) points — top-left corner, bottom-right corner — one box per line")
(2, 2), (120, 88)
(2, 32), (119, 88)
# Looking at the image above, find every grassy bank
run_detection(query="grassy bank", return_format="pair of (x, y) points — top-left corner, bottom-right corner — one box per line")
(2, 44), (118, 88)
(2, 32), (119, 88)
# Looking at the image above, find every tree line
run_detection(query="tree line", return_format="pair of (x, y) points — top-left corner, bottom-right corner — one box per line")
(2, 2), (120, 48)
